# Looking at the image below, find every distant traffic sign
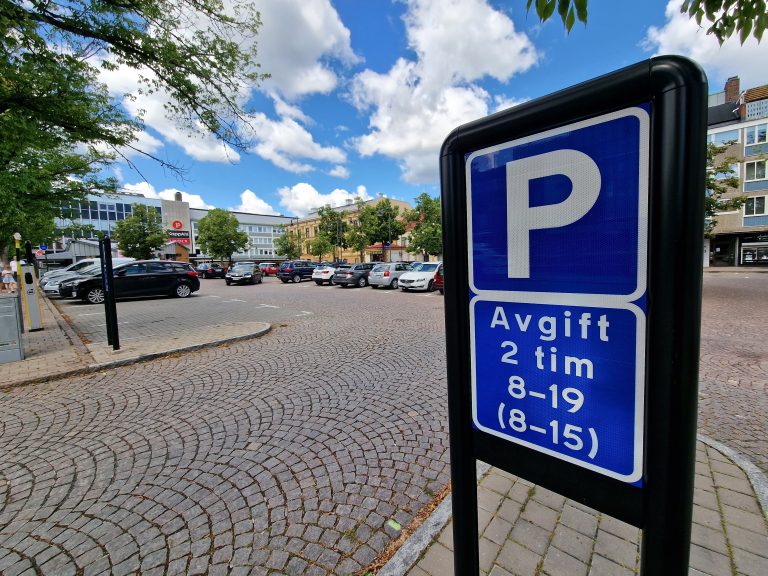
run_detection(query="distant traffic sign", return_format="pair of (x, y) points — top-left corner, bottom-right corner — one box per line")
(35, 249), (45, 257)
(39, 244), (48, 250)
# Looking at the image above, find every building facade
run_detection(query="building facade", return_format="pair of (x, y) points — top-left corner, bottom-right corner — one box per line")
(287, 197), (422, 263)
(51, 192), (292, 265)
(708, 77), (768, 267)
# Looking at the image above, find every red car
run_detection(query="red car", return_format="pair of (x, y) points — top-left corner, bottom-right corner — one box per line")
(434, 263), (444, 294)
(259, 262), (279, 276)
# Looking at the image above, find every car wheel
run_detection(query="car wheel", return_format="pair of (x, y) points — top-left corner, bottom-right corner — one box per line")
(85, 287), (105, 304)
(257, 276), (263, 284)
(371, 284), (378, 289)
(226, 280), (231, 286)
(250, 277), (256, 285)
(439, 288), (444, 294)
(391, 278), (399, 289)
(202, 272), (208, 279)
(280, 279), (288, 283)
(292, 274), (301, 283)
(427, 280), (435, 292)
(175, 283), (192, 298)
(357, 276), (368, 288)
(315, 281), (323, 285)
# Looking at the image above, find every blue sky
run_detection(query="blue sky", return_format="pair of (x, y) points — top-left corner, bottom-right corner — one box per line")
(103, 0), (768, 217)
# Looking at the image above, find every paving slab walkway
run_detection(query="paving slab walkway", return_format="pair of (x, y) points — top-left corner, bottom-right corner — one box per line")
(388, 439), (768, 576)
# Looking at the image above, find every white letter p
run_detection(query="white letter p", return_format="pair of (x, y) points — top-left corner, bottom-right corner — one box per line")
(506, 150), (601, 278)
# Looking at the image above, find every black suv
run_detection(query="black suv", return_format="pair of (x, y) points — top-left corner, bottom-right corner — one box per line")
(278, 261), (317, 283)
(332, 263), (375, 288)
(59, 260), (200, 304)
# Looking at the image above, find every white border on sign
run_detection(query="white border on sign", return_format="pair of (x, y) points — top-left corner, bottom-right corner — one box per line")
(465, 107), (650, 302)
(469, 294), (646, 483)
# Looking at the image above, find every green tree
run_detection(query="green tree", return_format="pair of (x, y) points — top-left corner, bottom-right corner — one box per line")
(370, 199), (406, 262)
(1, 0), (267, 254)
(112, 204), (165, 259)
(196, 208), (249, 264)
(273, 226), (302, 260)
(405, 193), (443, 260)
(307, 235), (333, 261)
(528, 0), (767, 44)
(317, 206), (349, 260)
(705, 141), (745, 236)
(345, 224), (370, 263)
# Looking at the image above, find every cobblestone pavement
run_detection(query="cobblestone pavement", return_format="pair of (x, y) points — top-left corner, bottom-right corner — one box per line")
(1, 281), (451, 575)
(0, 274), (765, 575)
(697, 274), (768, 473)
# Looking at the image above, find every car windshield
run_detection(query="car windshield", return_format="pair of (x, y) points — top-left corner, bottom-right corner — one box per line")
(418, 263), (439, 272)
(232, 264), (253, 272)
(409, 263), (423, 271)
(372, 265), (387, 272)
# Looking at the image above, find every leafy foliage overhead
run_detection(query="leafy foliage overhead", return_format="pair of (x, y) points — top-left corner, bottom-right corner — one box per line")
(528, 0), (767, 44)
(3, 0), (268, 155)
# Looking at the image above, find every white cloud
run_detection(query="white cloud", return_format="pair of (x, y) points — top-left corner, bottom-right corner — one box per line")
(492, 95), (528, 114)
(349, 0), (538, 184)
(121, 181), (215, 209)
(246, 112), (346, 173)
(231, 189), (278, 214)
(100, 64), (240, 163)
(329, 165), (350, 178)
(256, 0), (360, 100)
(644, 0), (768, 90)
(277, 183), (372, 216)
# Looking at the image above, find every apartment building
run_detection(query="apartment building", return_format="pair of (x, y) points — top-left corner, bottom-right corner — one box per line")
(707, 77), (768, 267)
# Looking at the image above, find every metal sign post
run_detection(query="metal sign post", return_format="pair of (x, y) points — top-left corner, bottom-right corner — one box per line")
(100, 237), (120, 350)
(441, 56), (706, 575)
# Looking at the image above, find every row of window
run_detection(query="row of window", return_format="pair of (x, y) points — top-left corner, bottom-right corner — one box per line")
(61, 202), (162, 222)
(707, 122), (767, 147)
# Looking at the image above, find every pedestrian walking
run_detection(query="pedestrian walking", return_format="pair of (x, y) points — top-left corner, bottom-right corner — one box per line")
(2, 263), (15, 293)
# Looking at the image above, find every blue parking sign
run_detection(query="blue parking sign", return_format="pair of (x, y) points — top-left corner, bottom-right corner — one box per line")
(467, 107), (649, 299)
(467, 106), (649, 482)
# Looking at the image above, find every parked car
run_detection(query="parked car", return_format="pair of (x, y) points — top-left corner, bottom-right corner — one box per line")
(278, 261), (317, 283)
(59, 260), (200, 304)
(40, 257), (134, 285)
(41, 264), (102, 296)
(398, 261), (443, 292)
(369, 262), (410, 289)
(195, 262), (227, 279)
(225, 262), (263, 285)
(332, 263), (375, 288)
(311, 263), (341, 285)
(433, 264), (444, 294)
(259, 262), (279, 276)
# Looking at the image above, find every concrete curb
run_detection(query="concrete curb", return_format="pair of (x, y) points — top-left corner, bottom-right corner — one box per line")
(4, 323), (272, 391)
(698, 433), (768, 519)
(379, 439), (768, 575)
(377, 462), (490, 576)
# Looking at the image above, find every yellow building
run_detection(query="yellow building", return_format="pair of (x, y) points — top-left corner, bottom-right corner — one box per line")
(288, 197), (415, 263)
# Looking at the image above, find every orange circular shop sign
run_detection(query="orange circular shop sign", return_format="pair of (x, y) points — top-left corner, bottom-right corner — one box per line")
(171, 220), (183, 230)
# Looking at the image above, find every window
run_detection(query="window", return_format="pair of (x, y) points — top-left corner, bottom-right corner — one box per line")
(708, 129), (739, 145)
(745, 123), (767, 145)
(746, 160), (767, 181)
(745, 197), (766, 216)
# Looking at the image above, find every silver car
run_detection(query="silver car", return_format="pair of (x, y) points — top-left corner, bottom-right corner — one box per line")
(368, 262), (410, 289)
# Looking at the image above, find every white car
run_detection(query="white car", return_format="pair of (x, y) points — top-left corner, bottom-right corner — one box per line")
(312, 264), (339, 285)
(398, 262), (443, 292)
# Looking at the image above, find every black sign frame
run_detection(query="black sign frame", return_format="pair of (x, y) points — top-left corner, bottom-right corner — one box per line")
(440, 56), (707, 575)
